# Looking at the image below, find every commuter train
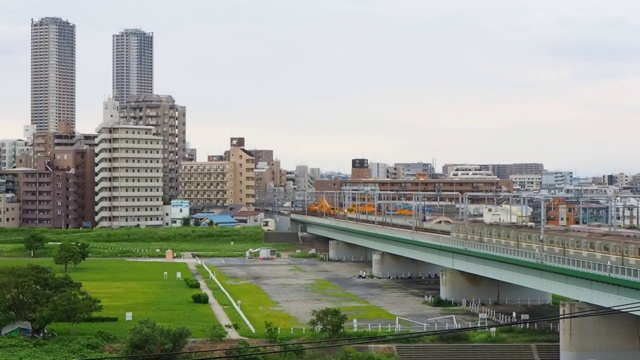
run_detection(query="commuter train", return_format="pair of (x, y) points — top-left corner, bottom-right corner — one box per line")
(450, 222), (640, 272)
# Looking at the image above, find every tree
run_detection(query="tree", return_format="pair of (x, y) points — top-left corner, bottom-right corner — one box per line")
(24, 232), (46, 258)
(182, 217), (191, 227)
(0, 264), (102, 337)
(308, 307), (348, 338)
(123, 318), (191, 359)
(54, 243), (83, 273)
(76, 243), (90, 261)
(264, 321), (279, 343)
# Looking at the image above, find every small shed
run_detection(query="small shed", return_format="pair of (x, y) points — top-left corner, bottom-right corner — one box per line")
(258, 248), (277, 260)
(1, 321), (31, 337)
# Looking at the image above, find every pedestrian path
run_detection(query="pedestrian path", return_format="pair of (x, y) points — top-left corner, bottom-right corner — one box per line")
(185, 260), (243, 339)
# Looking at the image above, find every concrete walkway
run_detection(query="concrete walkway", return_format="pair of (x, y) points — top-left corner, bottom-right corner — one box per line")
(185, 260), (243, 339)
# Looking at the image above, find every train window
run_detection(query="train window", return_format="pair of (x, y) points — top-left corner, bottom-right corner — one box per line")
(603, 243), (610, 253)
(589, 242), (595, 251)
(623, 246), (629, 256)
(548, 237), (555, 246)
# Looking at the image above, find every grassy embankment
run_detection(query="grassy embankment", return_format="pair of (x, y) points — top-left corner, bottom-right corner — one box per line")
(0, 226), (296, 258)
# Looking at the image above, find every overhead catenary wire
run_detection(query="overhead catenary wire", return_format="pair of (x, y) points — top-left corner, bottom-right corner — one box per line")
(79, 301), (640, 360)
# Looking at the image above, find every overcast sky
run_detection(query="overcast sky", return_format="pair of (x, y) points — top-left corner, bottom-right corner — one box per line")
(1, 0), (639, 175)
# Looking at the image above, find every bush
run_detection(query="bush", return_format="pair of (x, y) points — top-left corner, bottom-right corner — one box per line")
(82, 316), (119, 323)
(95, 330), (118, 343)
(184, 278), (201, 289)
(123, 318), (191, 357)
(192, 292), (209, 304)
(434, 332), (470, 343)
(209, 324), (227, 341)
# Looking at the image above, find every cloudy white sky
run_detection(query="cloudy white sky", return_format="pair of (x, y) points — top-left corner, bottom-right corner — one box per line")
(1, 0), (639, 175)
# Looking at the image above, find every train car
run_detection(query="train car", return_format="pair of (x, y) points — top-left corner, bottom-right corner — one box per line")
(451, 222), (640, 273)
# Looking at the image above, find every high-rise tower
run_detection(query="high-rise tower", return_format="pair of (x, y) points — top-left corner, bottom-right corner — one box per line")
(112, 29), (154, 107)
(31, 17), (76, 133)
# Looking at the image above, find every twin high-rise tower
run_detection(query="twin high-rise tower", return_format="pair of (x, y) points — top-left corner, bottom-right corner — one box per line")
(30, 19), (154, 132)
(30, 17), (76, 133)
(112, 29), (154, 107)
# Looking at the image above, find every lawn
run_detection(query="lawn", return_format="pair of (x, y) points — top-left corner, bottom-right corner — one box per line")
(196, 264), (300, 338)
(308, 280), (396, 322)
(0, 226), (297, 258)
(0, 259), (219, 339)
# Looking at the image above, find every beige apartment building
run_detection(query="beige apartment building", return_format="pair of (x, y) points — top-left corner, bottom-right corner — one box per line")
(119, 95), (187, 200)
(0, 194), (20, 227)
(94, 122), (164, 228)
(180, 141), (255, 208)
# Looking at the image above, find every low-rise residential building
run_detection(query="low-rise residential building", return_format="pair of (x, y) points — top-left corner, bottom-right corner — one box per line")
(510, 174), (542, 191)
(163, 199), (190, 227)
(233, 210), (265, 226)
(0, 194), (20, 227)
(542, 171), (573, 188)
(94, 122), (164, 228)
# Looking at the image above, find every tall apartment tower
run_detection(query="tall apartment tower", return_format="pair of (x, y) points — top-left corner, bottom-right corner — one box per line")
(94, 122), (164, 228)
(120, 95), (187, 200)
(112, 29), (154, 107)
(31, 17), (76, 133)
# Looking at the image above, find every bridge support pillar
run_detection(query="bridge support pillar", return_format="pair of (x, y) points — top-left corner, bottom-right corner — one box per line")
(371, 251), (442, 278)
(561, 302), (640, 360)
(440, 269), (551, 304)
(328, 240), (372, 262)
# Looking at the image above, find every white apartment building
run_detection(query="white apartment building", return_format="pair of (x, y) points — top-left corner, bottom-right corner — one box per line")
(510, 174), (542, 190)
(0, 139), (30, 170)
(95, 123), (164, 228)
(542, 171), (573, 187)
(369, 162), (388, 179)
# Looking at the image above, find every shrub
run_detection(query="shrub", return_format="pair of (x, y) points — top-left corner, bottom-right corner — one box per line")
(435, 332), (470, 343)
(184, 278), (201, 289)
(209, 324), (227, 341)
(192, 292), (209, 304)
(95, 330), (118, 343)
(82, 316), (119, 323)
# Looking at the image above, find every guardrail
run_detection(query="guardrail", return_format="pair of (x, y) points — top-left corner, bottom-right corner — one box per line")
(196, 257), (256, 334)
(295, 214), (640, 283)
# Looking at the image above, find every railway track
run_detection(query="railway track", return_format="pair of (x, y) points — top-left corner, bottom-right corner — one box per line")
(291, 212), (452, 236)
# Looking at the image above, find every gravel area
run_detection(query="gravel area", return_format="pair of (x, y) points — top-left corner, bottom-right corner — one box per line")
(201, 257), (483, 329)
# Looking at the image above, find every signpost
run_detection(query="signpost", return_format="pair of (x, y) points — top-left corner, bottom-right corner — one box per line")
(126, 312), (133, 321)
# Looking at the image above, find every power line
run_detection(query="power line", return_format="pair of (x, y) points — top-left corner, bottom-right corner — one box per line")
(79, 301), (640, 360)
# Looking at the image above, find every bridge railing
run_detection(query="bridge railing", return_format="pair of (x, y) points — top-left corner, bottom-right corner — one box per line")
(296, 214), (640, 282)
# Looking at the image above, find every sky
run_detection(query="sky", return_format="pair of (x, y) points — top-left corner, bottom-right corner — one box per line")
(1, 0), (640, 176)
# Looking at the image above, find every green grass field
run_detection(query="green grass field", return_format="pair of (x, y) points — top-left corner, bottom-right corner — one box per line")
(308, 280), (396, 322)
(196, 264), (301, 338)
(0, 226), (297, 258)
(0, 259), (219, 338)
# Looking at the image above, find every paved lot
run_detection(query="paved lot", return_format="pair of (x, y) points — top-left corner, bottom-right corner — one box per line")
(202, 257), (481, 329)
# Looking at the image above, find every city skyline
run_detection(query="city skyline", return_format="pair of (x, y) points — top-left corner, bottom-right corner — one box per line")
(2, 1), (640, 175)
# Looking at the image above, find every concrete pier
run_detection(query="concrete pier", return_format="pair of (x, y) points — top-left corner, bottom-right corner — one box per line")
(440, 269), (551, 304)
(371, 251), (442, 278)
(328, 240), (372, 261)
(560, 302), (640, 360)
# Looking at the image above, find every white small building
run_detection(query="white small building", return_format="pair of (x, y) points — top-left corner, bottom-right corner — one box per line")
(542, 171), (573, 187)
(483, 204), (533, 225)
(163, 200), (190, 227)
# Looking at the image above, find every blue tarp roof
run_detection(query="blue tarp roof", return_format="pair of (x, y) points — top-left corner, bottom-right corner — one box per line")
(192, 213), (239, 227)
